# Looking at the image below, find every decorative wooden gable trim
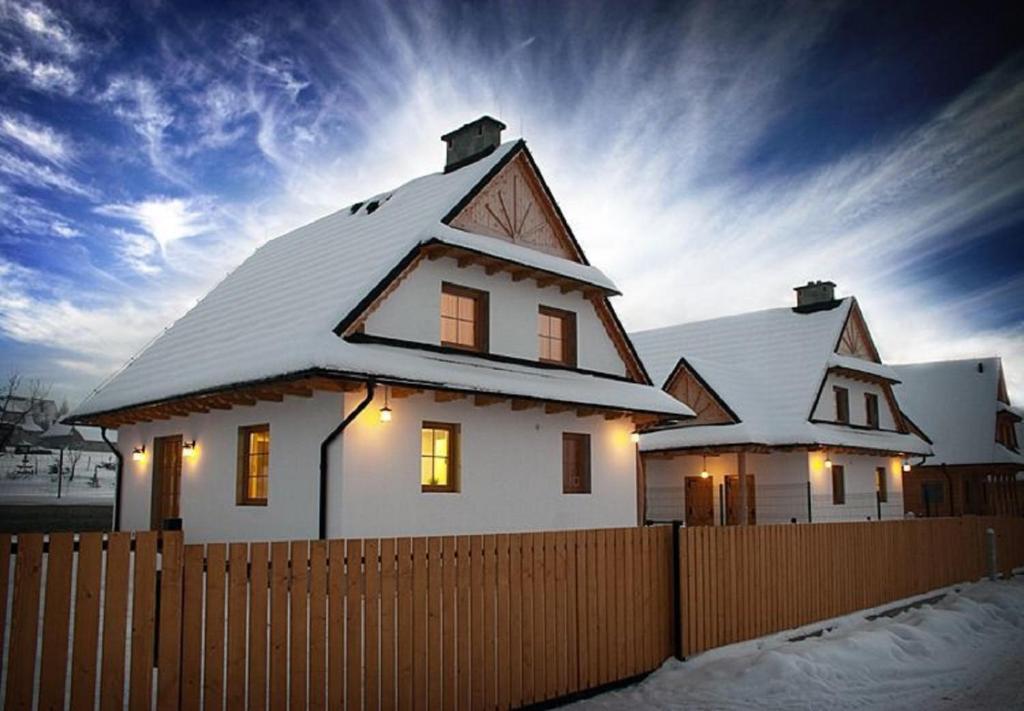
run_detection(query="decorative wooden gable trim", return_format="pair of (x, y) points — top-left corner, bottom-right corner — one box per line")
(586, 294), (651, 384)
(446, 149), (584, 262)
(662, 358), (739, 426)
(996, 366), (1010, 405)
(835, 300), (881, 362)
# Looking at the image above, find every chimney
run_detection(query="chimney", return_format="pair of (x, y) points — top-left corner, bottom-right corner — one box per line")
(793, 280), (838, 313)
(441, 116), (506, 173)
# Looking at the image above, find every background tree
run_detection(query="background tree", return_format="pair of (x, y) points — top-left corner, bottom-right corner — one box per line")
(0, 372), (51, 453)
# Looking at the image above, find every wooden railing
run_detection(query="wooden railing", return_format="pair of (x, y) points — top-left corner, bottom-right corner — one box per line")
(677, 516), (1024, 657)
(0, 526), (674, 710)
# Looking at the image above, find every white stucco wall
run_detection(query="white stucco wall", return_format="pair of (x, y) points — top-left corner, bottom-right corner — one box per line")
(117, 392), (342, 542)
(117, 388), (639, 542)
(812, 373), (897, 430)
(364, 256), (627, 376)
(807, 451), (904, 522)
(334, 389), (638, 537)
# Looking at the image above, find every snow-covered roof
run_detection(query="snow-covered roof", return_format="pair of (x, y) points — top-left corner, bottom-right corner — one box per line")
(631, 298), (931, 455)
(72, 140), (688, 421)
(893, 358), (1024, 467)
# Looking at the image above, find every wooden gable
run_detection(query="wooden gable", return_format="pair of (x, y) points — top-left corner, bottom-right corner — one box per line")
(664, 361), (737, 426)
(447, 150), (582, 262)
(836, 300), (881, 362)
(997, 367), (1010, 405)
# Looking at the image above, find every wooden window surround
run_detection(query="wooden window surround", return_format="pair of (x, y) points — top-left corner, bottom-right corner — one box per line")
(996, 414), (1019, 451)
(421, 422), (460, 493)
(562, 433), (591, 494)
(831, 464), (846, 505)
(834, 386), (850, 424)
(440, 282), (489, 352)
(538, 306), (577, 367)
(865, 392), (879, 429)
(876, 466), (888, 503)
(237, 424), (270, 505)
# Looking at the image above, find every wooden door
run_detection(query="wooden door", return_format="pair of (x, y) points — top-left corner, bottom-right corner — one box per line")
(684, 476), (714, 526)
(725, 475), (756, 525)
(150, 435), (183, 530)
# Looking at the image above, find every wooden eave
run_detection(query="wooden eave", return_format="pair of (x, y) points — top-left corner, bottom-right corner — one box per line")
(826, 365), (899, 385)
(68, 369), (676, 429)
(643, 441), (916, 459)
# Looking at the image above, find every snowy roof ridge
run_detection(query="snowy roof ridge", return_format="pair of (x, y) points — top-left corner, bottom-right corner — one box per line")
(71, 140), (685, 420)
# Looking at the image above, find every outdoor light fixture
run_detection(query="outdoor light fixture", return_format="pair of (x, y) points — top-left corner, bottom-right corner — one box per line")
(630, 431), (640, 444)
(182, 440), (197, 458)
(132, 445), (146, 462)
(700, 454), (710, 479)
(823, 451), (833, 469)
(902, 460), (911, 473)
(379, 387), (393, 424)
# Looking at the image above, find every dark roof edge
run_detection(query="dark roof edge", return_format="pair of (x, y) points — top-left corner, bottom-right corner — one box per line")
(661, 356), (742, 424)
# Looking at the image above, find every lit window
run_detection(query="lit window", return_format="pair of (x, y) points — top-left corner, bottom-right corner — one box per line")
(538, 306), (577, 366)
(834, 386), (850, 424)
(421, 422), (459, 492)
(237, 424), (269, 505)
(562, 433), (591, 494)
(441, 283), (488, 352)
(875, 466), (888, 503)
(865, 393), (879, 429)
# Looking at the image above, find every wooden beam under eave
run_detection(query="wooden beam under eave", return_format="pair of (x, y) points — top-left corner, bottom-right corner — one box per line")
(536, 276), (557, 289)
(560, 282), (580, 295)
(456, 255), (478, 269)
(425, 245), (449, 261)
(510, 399), (539, 411)
(544, 403), (572, 414)
(280, 385), (314, 398)
(304, 377), (350, 392)
(603, 411), (626, 420)
(434, 391), (466, 403)
(511, 270), (530, 282)
(474, 395), (503, 407)
(390, 387), (422, 399)
(576, 407), (600, 418)
(251, 390), (284, 402)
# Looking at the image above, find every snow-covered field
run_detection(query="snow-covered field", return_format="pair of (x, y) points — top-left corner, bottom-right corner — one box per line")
(572, 577), (1024, 710)
(0, 452), (116, 504)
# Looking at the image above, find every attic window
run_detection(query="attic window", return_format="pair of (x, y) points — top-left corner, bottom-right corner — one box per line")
(349, 202), (364, 214)
(365, 200), (381, 214)
(834, 386), (850, 424)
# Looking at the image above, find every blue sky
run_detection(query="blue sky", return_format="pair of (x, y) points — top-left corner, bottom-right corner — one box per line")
(1, 0), (1023, 405)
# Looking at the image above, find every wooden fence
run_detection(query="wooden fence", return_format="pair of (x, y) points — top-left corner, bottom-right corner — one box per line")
(678, 516), (1024, 657)
(0, 526), (674, 710)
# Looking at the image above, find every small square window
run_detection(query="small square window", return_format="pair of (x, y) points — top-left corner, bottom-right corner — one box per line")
(538, 306), (577, 367)
(562, 433), (591, 494)
(441, 283), (488, 352)
(421, 422), (460, 492)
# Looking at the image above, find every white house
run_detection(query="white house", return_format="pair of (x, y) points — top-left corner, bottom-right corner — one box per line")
(67, 117), (692, 542)
(893, 358), (1024, 517)
(631, 282), (932, 526)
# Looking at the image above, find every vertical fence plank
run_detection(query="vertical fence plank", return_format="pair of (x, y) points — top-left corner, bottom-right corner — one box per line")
(520, 533), (535, 706)
(129, 531), (159, 710)
(426, 537), (442, 711)
(0, 534), (9, 683)
(397, 537), (414, 711)
(5, 533), (43, 711)
(471, 535), (486, 709)
(564, 531), (578, 693)
(156, 532), (184, 711)
(290, 541), (309, 711)
(327, 540), (345, 711)
(227, 543), (249, 711)
(509, 533), (524, 709)
(497, 532), (512, 708)
(180, 545), (205, 711)
(441, 537), (456, 711)
(269, 542), (289, 711)
(364, 539), (380, 711)
(455, 535), (472, 710)
(69, 533), (103, 711)
(204, 543), (227, 711)
(411, 538), (427, 710)
(308, 541), (327, 711)
(380, 538), (397, 711)
(346, 539), (364, 711)
(100, 532), (131, 711)
(38, 532), (74, 711)
(485, 534), (498, 708)
(248, 542), (269, 711)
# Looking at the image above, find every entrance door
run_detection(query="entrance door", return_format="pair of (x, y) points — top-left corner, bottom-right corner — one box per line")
(150, 435), (183, 530)
(684, 476), (714, 526)
(725, 475), (757, 524)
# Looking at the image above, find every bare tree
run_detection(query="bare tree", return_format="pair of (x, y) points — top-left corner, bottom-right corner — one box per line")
(0, 372), (51, 453)
(67, 444), (84, 483)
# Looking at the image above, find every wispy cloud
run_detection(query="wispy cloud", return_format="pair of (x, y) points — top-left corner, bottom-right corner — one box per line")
(0, 47), (78, 93)
(0, 149), (93, 197)
(100, 76), (179, 179)
(0, 111), (73, 164)
(5, 0), (81, 57)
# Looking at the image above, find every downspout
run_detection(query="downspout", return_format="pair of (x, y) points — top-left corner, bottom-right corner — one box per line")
(101, 427), (123, 532)
(319, 380), (376, 540)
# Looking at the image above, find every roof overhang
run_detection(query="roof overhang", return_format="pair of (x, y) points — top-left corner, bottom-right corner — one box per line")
(642, 441), (921, 458)
(67, 368), (686, 430)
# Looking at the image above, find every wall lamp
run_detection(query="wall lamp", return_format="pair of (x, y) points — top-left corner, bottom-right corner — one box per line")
(630, 430), (640, 444)
(182, 440), (197, 458)
(700, 454), (710, 479)
(824, 451), (833, 469)
(132, 445), (146, 462)
(379, 387), (393, 424)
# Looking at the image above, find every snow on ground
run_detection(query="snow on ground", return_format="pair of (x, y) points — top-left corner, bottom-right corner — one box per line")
(0, 452), (116, 504)
(571, 577), (1024, 711)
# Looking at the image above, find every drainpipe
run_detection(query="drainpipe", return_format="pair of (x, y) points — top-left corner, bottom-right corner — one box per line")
(319, 380), (376, 540)
(101, 427), (123, 532)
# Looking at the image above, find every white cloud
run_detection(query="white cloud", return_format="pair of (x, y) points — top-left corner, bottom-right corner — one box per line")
(100, 76), (178, 179)
(0, 149), (93, 197)
(0, 112), (73, 163)
(98, 196), (213, 252)
(1, 48), (78, 93)
(6, 1), (81, 57)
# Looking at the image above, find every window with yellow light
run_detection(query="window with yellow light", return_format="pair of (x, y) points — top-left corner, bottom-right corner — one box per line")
(421, 422), (460, 492)
(237, 424), (270, 505)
